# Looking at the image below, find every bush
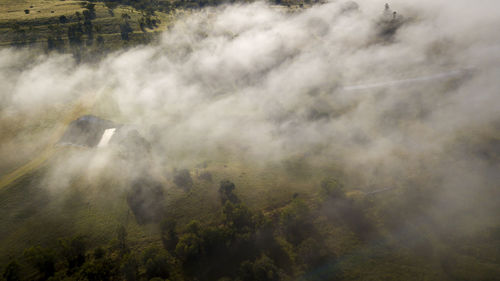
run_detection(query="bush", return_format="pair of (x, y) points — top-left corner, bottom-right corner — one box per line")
(59, 15), (68, 24)
(223, 202), (254, 232)
(121, 254), (139, 281)
(219, 180), (240, 204)
(79, 257), (115, 281)
(320, 178), (345, 200)
(24, 246), (56, 279)
(280, 199), (313, 245)
(238, 255), (280, 281)
(127, 178), (165, 224)
(175, 233), (202, 262)
(161, 220), (179, 252)
(198, 171), (213, 182)
(144, 252), (170, 280)
(2, 260), (21, 281)
(173, 169), (193, 191)
(60, 235), (88, 271)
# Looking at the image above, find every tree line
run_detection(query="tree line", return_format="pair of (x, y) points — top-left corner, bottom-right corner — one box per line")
(1, 177), (376, 281)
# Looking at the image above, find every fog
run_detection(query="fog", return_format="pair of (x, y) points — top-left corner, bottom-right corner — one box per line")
(1, 0), (499, 229)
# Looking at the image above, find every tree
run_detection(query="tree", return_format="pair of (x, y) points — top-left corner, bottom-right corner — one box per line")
(85, 3), (96, 19)
(121, 254), (139, 281)
(60, 235), (87, 271)
(222, 201), (254, 232)
(161, 220), (179, 252)
(67, 23), (84, 46)
(105, 1), (119, 16)
(253, 255), (280, 281)
(24, 246), (56, 279)
(127, 178), (165, 224)
(2, 260), (21, 281)
(173, 169), (193, 191)
(59, 15), (68, 24)
(80, 257), (115, 281)
(93, 247), (105, 259)
(142, 247), (170, 279)
(47, 36), (56, 50)
(116, 225), (129, 255)
(96, 35), (104, 47)
(238, 255), (280, 281)
(175, 233), (202, 263)
(120, 22), (133, 40)
(280, 198), (312, 245)
(121, 13), (131, 21)
(320, 178), (345, 200)
(219, 180), (240, 204)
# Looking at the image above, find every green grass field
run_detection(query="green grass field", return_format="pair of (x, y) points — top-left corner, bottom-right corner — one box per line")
(0, 0), (174, 51)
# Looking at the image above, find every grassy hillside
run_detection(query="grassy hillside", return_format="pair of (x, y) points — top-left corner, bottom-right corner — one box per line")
(0, 89), (499, 280)
(1, 141), (499, 280)
(0, 0), (175, 55)
(1, 1), (500, 280)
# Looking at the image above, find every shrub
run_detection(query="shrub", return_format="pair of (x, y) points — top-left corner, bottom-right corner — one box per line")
(2, 260), (21, 281)
(320, 178), (345, 200)
(24, 246), (56, 279)
(161, 220), (179, 252)
(173, 169), (193, 191)
(238, 255), (280, 281)
(219, 180), (240, 204)
(223, 202), (254, 232)
(280, 199), (313, 245)
(60, 235), (88, 271)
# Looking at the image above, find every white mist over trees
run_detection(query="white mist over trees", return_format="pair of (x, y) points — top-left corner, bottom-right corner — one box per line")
(1, 0), (499, 239)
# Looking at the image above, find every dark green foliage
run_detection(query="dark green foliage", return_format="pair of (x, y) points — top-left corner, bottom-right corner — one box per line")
(79, 257), (115, 281)
(116, 225), (129, 255)
(85, 3), (97, 18)
(47, 36), (56, 50)
(2, 260), (21, 281)
(59, 235), (88, 271)
(222, 201), (254, 232)
(120, 22), (133, 40)
(127, 178), (165, 224)
(239, 255), (280, 281)
(320, 179), (375, 241)
(161, 220), (179, 252)
(219, 180), (240, 204)
(104, 1), (119, 11)
(139, 12), (159, 32)
(67, 23), (84, 46)
(198, 171), (213, 182)
(24, 246), (56, 280)
(142, 248), (171, 280)
(10, 24), (27, 47)
(280, 198), (313, 245)
(59, 15), (68, 24)
(96, 35), (105, 47)
(175, 231), (203, 263)
(93, 247), (105, 259)
(297, 238), (325, 270)
(296, 238), (341, 281)
(173, 169), (193, 191)
(47, 24), (65, 52)
(320, 178), (344, 200)
(120, 254), (139, 281)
